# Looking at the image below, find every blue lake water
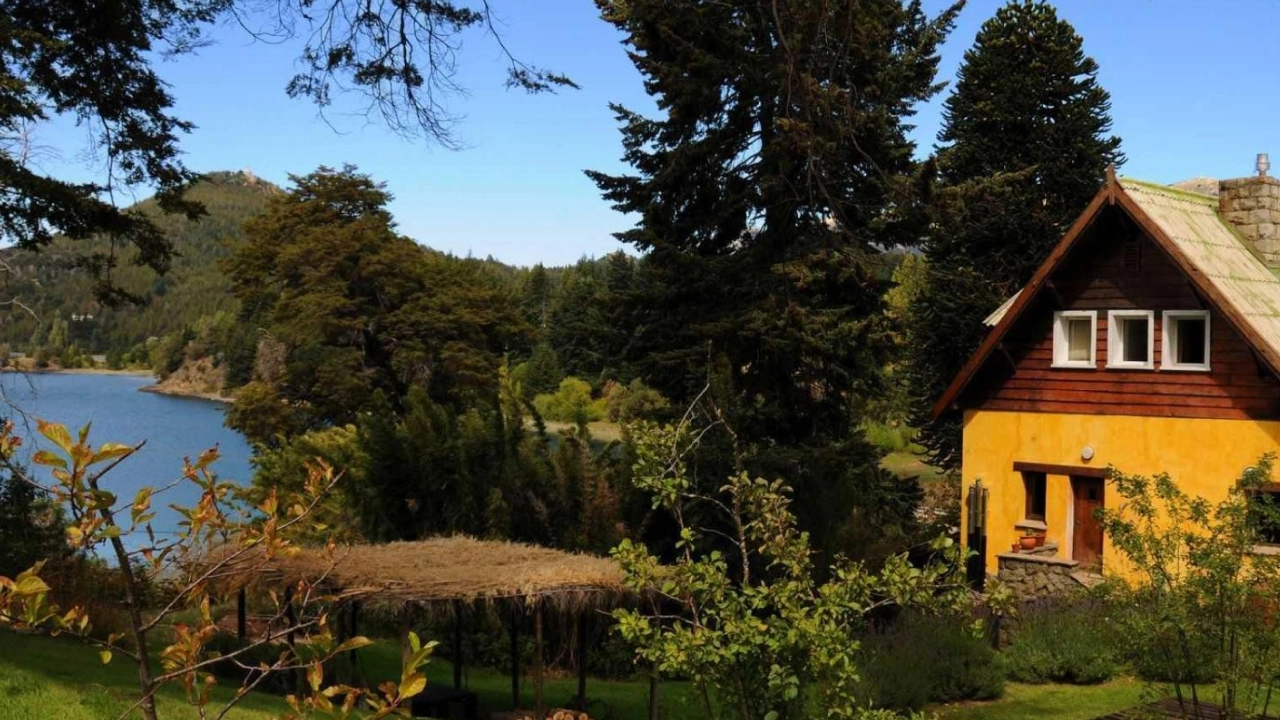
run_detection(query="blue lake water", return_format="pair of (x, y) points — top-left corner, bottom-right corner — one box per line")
(0, 372), (253, 548)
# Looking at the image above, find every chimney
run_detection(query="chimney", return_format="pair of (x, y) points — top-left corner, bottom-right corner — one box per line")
(1219, 153), (1280, 265)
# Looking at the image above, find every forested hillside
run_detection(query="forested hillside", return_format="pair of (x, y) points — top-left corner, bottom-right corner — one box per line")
(0, 171), (276, 366)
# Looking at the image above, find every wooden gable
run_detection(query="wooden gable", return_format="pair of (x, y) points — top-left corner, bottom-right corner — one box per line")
(957, 206), (1280, 420)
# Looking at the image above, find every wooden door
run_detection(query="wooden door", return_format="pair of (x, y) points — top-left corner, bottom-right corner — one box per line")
(1072, 477), (1105, 567)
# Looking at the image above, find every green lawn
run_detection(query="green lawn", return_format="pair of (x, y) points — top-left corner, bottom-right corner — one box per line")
(935, 678), (1157, 720)
(0, 630), (281, 720)
(0, 630), (700, 720)
(0, 629), (1171, 720)
(879, 450), (944, 480)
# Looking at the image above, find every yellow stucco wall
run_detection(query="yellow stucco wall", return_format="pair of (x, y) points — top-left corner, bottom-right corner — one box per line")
(961, 409), (1280, 579)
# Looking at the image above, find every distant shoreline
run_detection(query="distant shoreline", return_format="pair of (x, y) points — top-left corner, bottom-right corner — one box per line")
(0, 366), (234, 404)
(138, 383), (232, 404)
(22, 367), (154, 377)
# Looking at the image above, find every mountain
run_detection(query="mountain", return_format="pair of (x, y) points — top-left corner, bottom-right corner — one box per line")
(0, 171), (278, 359)
(1172, 177), (1219, 197)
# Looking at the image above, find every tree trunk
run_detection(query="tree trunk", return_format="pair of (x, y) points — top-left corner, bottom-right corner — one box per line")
(104, 518), (159, 720)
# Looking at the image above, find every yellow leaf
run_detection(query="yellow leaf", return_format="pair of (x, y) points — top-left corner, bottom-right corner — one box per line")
(334, 637), (374, 654)
(92, 443), (135, 464)
(37, 420), (72, 453)
(15, 575), (49, 595)
(32, 450), (67, 469)
(398, 673), (426, 699)
(307, 663), (323, 692)
(99, 650), (112, 664)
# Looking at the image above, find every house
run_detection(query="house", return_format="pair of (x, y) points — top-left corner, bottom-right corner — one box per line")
(934, 157), (1280, 583)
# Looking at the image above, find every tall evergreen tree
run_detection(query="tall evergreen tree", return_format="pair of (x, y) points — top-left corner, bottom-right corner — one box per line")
(909, 0), (1124, 469)
(589, 0), (960, 558)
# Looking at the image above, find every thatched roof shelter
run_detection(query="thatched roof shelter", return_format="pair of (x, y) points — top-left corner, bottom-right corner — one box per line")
(256, 536), (631, 611)
(225, 536), (645, 716)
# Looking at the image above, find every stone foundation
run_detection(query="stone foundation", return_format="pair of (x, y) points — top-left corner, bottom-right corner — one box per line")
(996, 551), (1081, 598)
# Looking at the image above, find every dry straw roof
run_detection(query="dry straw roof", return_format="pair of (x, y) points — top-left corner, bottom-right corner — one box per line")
(258, 536), (630, 610)
(1120, 178), (1280, 366)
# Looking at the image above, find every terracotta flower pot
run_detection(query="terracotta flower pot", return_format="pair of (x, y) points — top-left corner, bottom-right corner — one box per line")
(1033, 534), (1046, 548)
(1011, 542), (1020, 552)
(1018, 536), (1038, 551)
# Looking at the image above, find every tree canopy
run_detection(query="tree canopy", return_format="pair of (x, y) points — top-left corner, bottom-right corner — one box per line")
(589, 0), (960, 558)
(223, 166), (527, 444)
(908, 0), (1124, 469)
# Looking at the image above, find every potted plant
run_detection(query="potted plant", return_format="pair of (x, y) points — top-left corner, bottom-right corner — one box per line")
(1019, 530), (1038, 551)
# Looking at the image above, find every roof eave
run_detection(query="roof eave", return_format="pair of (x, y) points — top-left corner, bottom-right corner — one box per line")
(929, 176), (1120, 420)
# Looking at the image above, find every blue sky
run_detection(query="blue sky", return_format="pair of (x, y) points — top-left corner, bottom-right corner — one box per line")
(35, 0), (1280, 266)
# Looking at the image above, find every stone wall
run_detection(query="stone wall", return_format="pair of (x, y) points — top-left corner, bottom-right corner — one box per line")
(996, 552), (1081, 599)
(1219, 175), (1280, 264)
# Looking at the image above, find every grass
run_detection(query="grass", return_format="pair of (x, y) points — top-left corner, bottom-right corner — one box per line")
(1, 629), (1188, 720)
(0, 630), (281, 720)
(0, 629), (700, 720)
(541, 420), (624, 443)
(880, 450), (944, 480)
(934, 678), (1156, 720)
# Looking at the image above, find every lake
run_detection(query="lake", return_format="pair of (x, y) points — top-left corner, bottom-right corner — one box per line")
(0, 372), (253, 549)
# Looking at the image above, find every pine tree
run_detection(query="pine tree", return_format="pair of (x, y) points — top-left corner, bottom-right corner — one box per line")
(937, 0), (1123, 282)
(589, 0), (960, 559)
(909, 0), (1124, 469)
(0, 462), (67, 576)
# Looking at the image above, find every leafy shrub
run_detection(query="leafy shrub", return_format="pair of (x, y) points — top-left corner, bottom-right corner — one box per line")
(860, 613), (1003, 711)
(602, 379), (669, 422)
(1110, 588), (1220, 684)
(41, 556), (161, 645)
(533, 377), (602, 424)
(1000, 599), (1119, 684)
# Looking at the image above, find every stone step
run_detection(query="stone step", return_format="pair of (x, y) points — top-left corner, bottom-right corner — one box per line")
(1070, 571), (1104, 589)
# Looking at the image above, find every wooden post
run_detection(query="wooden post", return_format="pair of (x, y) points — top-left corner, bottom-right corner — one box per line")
(283, 584), (299, 693)
(284, 584), (296, 647)
(648, 670), (660, 720)
(509, 598), (521, 709)
(452, 600), (464, 690)
(236, 588), (247, 642)
(575, 611), (588, 708)
(533, 599), (544, 716)
(348, 601), (361, 671)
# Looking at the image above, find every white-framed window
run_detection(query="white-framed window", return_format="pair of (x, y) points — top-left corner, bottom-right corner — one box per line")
(1052, 311), (1097, 368)
(1162, 310), (1211, 371)
(1107, 310), (1155, 370)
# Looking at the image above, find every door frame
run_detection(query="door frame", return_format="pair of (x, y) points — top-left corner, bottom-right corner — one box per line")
(1011, 462), (1107, 565)
(1070, 475), (1106, 567)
